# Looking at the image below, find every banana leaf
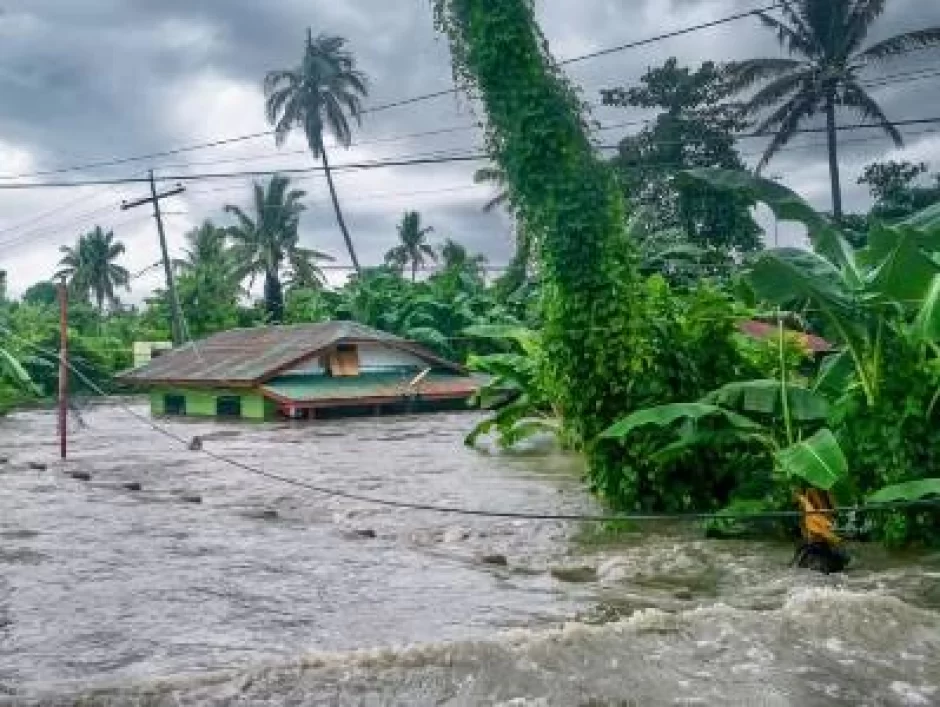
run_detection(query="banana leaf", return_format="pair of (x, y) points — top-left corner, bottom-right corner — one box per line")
(860, 224), (940, 304)
(900, 202), (940, 231)
(868, 478), (940, 504)
(701, 379), (829, 421)
(679, 168), (851, 266)
(599, 402), (762, 441)
(774, 429), (847, 490)
(912, 274), (940, 343)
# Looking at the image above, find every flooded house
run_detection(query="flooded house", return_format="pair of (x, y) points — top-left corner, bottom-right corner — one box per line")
(118, 321), (480, 420)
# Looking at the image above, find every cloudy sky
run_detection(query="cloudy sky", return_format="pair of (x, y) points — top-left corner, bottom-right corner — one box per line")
(1, 0), (939, 300)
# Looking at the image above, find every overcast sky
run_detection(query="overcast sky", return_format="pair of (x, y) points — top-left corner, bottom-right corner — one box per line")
(0, 0), (939, 300)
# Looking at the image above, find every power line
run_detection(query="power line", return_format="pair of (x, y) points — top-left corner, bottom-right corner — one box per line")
(9, 330), (937, 523)
(2, 116), (939, 192)
(0, 4), (782, 183)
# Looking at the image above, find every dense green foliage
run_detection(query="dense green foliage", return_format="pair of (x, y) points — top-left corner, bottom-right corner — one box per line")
(602, 58), (762, 267)
(433, 0), (648, 453)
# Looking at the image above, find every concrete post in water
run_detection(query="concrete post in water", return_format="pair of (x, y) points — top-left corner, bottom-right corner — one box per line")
(57, 277), (68, 460)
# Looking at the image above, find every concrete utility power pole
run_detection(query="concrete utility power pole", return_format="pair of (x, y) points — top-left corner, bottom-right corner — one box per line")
(57, 276), (68, 460)
(121, 171), (186, 346)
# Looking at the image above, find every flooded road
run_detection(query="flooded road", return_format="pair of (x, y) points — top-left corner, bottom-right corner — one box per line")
(1, 402), (939, 705)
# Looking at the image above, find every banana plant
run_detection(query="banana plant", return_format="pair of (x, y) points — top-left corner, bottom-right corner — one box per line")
(599, 367), (846, 492)
(462, 323), (560, 448)
(682, 168), (940, 508)
(683, 168), (940, 408)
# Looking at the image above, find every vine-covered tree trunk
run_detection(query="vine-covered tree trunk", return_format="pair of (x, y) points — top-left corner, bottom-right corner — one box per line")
(433, 0), (650, 448)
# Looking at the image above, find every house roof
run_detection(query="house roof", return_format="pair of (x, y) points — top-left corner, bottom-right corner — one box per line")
(738, 320), (833, 354)
(117, 321), (465, 386)
(260, 372), (481, 406)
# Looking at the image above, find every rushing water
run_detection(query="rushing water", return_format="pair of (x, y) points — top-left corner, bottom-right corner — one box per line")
(0, 402), (938, 706)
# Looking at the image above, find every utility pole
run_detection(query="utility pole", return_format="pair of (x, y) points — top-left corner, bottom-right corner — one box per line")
(121, 171), (185, 346)
(57, 277), (68, 460)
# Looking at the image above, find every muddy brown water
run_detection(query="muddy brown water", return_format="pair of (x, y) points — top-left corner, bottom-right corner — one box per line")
(0, 402), (938, 706)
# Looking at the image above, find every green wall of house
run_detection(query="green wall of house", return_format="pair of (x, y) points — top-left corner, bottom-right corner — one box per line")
(150, 388), (274, 420)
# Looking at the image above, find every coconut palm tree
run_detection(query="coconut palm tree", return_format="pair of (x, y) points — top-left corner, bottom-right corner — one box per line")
(440, 238), (488, 278)
(175, 220), (230, 273)
(55, 226), (130, 314)
(385, 211), (437, 282)
(726, 0), (940, 221)
(264, 30), (369, 274)
(225, 174), (326, 323)
(473, 166), (510, 212)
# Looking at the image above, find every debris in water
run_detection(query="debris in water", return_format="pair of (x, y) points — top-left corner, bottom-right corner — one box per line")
(792, 542), (850, 574)
(68, 471), (91, 481)
(794, 489), (850, 574)
(0, 456), (9, 464)
(180, 493), (203, 504)
(27, 462), (47, 471)
(123, 482), (142, 492)
(354, 528), (376, 538)
(245, 508), (279, 520)
(188, 436), (202, 451)
(480, 553), (508, 566)
(549, 565), (598, 583)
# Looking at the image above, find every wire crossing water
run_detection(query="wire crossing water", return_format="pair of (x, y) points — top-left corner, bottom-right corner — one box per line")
(1, 404), (938, 705)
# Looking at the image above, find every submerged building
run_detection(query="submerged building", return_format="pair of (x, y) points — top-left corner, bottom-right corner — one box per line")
(119, 321), (480, 420)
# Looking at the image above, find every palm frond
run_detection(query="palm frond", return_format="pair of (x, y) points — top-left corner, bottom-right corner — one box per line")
(839, 81), (902, 146)
(858, 27), (940, 63)
(724, 58), (806, 93)
(755, 95), (817, 172)
(843, 0), (887, 53)
(744, 69), (817, 114)
(756, 9), (817, 56)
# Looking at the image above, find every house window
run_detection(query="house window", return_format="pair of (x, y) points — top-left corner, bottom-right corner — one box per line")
(164, 394), (186, 416)
(216, 396), (242, 418)
(328, 343), (360, 377)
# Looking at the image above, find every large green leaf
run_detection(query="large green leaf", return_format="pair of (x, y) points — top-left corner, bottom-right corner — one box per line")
(462, 323), (540, 355)
(774, 429), (847, 490)
(746, 248), (853, 309)
(868, 478), (940, 504)
(701, 379), (829, 421)
(746, 249), (872, 397)
(813, 350), (858, 399)
(0, 347), (41, 395)
(680, 169), (850, 265)
(861, 224), (940, 303)
(912, 273), (940, 343)
(900, 202), (940, 231)
(599, 402), (762, 441)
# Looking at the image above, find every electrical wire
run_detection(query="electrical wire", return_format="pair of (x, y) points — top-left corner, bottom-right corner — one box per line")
(2, 116), (940, 192)
(0, 4), (783, 182)
(7, 330), (937, 523)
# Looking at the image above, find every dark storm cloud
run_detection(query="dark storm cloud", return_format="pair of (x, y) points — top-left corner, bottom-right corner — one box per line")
(1, 0), (939, 296)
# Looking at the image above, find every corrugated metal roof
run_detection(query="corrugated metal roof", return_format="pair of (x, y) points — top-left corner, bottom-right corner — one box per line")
(260, 372), (479, 404)
(118, 321), (463, 385)
(738, 320), (832, 354)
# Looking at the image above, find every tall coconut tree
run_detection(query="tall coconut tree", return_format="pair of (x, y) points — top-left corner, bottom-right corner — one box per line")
(726, 0), (940, 221)
(264, 30), (369, 274)
(385, 211), (437, 282)
(224, 174), (321, 323)
(55, 225), (129, 314)
(440, 238), (487, 278)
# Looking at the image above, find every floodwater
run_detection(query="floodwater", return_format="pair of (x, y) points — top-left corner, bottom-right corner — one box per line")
(0, 402), (938, 706)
